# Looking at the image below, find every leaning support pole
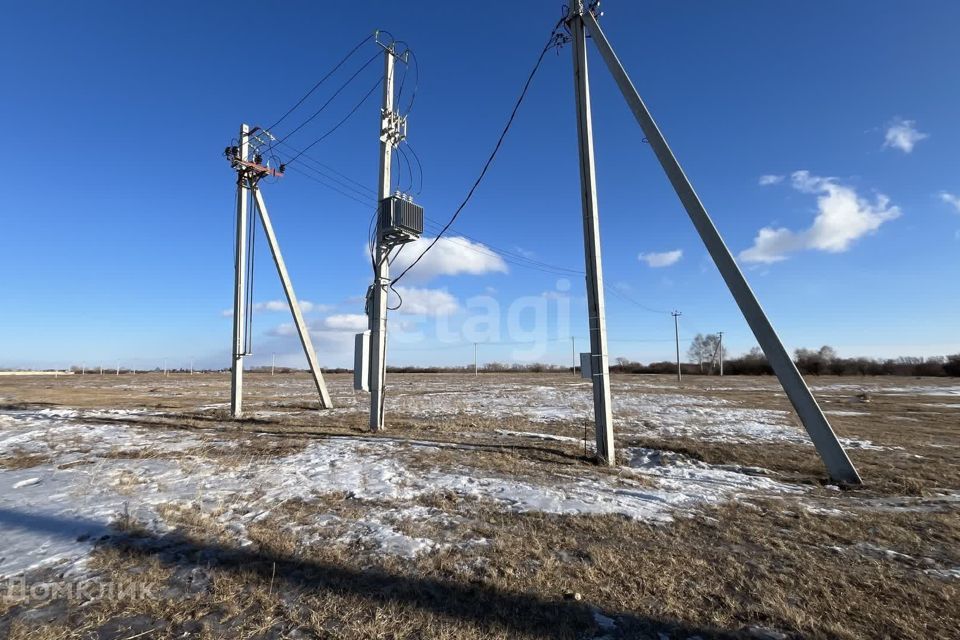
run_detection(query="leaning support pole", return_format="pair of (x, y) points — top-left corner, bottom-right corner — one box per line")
(570, 8), (615, 466)
(230, 124), (250, 418)
(580, 10), (861, 484)
(252, 188), (333, 409)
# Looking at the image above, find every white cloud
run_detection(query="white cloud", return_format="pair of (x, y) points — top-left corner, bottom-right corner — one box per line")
(323, 314), (368, 332)
(758, 174), (785, 186)
(255, 300), (289, 313)
(883, 117), (928, 153)
(220, 299), (329, 317)
(638, 249), (683, 268)
(392, 286), (459, 315)
(267, 322), (296, 337)
(387, 236), (508, 282)
(939, 191), (960, 214)
(740, 171), (900, 264)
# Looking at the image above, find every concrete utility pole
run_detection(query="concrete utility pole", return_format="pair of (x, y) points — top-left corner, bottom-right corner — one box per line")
(368, 43), (398, 433)
(230, 124), (251, 418)
(163, 358), (167, 377)
(672, 311), (682, 382)
(570, 1), (614, 466)
(271, 353), (275, 376)
(578, 8), (861, 484)
(226, 126), (333, 413)
(571, 336), (576, 375)
(474, 343), (478, 376)
(718, 331), (724, 376)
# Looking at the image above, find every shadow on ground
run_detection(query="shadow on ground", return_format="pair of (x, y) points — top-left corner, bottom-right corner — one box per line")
(0, 507), (741, 639)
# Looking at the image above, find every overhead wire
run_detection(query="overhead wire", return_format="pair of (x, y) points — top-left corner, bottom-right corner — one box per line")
(401, 140), (424, 194)
(395, 144), (415, 193)
(286, 76), (384, 163)
(393, 42), (419, 115)
(275, 50), (383, 147)
(263, 33), (374, 134)
(286, 166), (374, 208)
(603, 284), (671, 315)
(390, 18), (569, 287)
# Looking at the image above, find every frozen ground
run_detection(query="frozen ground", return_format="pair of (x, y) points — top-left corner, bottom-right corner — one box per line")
(0, 400), (801, 580)
(0, 372), (958, 639)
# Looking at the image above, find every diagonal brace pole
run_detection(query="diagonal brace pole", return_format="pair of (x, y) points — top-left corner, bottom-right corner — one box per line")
(580, 10), (861, 484)
(252, 187), (333, 409)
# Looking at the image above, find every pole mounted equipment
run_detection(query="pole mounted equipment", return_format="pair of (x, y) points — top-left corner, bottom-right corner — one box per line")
(226, 123), (333, 417)
(358, 36), (421, 432)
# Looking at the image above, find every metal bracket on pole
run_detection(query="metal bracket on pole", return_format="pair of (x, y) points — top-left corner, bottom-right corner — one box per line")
(252, 187), (333, 409)
(578, 9), (861, 484)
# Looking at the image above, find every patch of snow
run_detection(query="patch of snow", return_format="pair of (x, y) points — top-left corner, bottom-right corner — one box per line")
(592, 609), (616, 631)
(0, 405), (807, 578)
(925, 567), (960, 580)
(810, 383), (960, 397)
(495, 430), (584, 444)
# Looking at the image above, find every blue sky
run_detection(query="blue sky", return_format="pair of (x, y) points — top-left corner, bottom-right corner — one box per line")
(1, 1), (958, 370)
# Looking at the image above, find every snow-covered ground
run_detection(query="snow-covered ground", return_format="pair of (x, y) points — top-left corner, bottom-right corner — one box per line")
(0, 401), (802, 580)
(1, 373), (953, 584)
(382, 379), (888, 449)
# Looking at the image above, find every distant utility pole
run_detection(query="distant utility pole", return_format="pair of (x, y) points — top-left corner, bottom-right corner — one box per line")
(271, 353), (276, 376)
(474, 343), (478, 376)
(672, 311), (682, 382)
(718, 331), (724, 376)
(116, 362), (120, 376)
(189, 359), (194, 375)
(571, 336), (576, 375)
(163, 358), (167, 377)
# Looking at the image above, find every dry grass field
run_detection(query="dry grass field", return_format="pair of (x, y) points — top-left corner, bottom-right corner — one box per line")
(0, 372), (957, 639)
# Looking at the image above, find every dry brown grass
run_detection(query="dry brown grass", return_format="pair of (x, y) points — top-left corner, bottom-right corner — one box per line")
(1, 372), (958, 638)
(0, 451), (51, 470)
(4, 492), (957, 639)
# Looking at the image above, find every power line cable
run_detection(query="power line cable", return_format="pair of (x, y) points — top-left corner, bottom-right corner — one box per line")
(391, 19), (568, 286)
(395, 144), (414, 193)
(275, 50), (382, 146)
(286, 166), (374, 208)
(393, 42), (419, 114)
(604, 284), (670, 315)
(264, 33), (374, 133)
(402, 140), (424, 194)
(287, 77), (384, 164)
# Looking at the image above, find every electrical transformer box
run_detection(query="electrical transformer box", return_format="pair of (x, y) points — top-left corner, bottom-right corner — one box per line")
(378, 195), (423, 244)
